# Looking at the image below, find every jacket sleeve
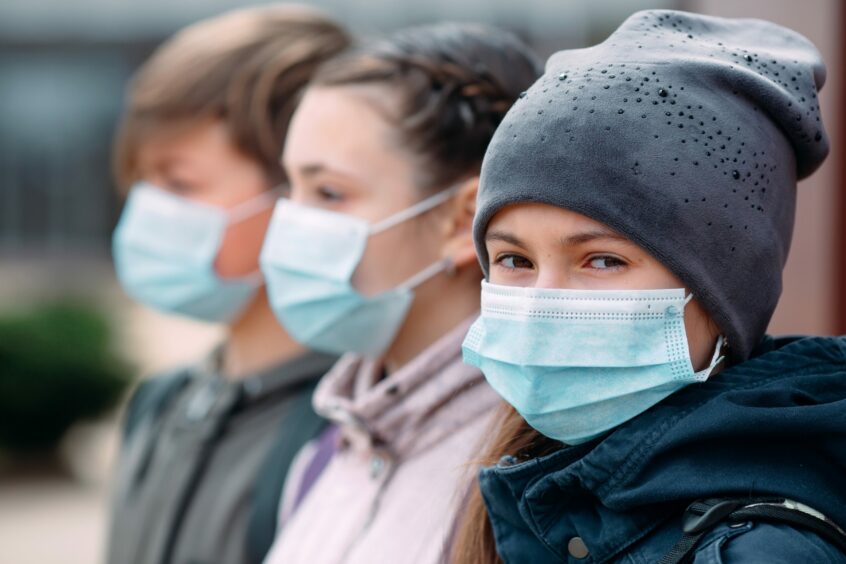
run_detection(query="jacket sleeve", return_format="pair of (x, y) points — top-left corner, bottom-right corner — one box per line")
(693, 521), (846, 563)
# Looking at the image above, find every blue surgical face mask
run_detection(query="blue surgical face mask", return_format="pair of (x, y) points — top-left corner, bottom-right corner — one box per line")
(259, 188), (458, 356)
(113, 182), (277, 322)
(462, 281), (724, 445)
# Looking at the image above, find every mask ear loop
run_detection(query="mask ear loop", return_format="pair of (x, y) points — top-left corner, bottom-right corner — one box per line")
(694, 335), (726, 381)
(366, 186), (462, 293)
(684, 294), (726, 381)
(226, 188), (283, 224)
(396, 258), (453, 292)
(220, 187), (284, 284)
(369, 185), (462, 235)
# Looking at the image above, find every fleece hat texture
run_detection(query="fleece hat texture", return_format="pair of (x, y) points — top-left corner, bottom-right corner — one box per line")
(474, 10), (829, 361)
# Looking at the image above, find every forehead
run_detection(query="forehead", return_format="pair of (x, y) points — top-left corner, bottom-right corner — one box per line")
(283, 85), (404, 169)
(135, 119), (231, 166)
(487, 203), (616, 236)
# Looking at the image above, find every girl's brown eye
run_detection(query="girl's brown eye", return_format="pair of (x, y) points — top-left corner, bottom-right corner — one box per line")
(588, 255), (626, 270)
(317, 185), (344, 202)
(165, 178), (195, 195)
(498, 254), (534, 270)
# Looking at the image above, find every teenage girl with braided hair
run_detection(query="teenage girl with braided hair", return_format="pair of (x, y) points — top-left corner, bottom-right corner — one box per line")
(259, 23), (541, 563)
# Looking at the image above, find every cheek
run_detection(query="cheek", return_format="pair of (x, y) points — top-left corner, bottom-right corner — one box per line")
(213, 208), (273, 278)
(488, 264), (536, 287)
(351, 219), (443, 295)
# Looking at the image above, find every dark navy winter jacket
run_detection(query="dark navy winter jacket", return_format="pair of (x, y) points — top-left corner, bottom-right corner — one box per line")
(479, 336), (846, 563)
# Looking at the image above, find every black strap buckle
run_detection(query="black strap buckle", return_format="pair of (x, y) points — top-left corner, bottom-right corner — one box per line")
(682, 499), (748, 534)
(662, 496), (846, 564)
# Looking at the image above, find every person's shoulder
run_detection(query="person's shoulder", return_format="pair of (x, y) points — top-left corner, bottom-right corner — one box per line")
(121, 367), (194, 440)
(693, 521), (846, 563)
(758, 334), (846, 363)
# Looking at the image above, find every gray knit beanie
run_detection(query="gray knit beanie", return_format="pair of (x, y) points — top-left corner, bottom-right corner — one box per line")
(474, 10), (829, 361)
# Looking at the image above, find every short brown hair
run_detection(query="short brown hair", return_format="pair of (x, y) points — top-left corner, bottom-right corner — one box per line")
(311, 23), (541, 191)
(113, 4), (351, 189)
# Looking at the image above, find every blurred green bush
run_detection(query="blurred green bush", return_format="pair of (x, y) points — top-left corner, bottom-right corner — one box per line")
(0, 302), (133, 453)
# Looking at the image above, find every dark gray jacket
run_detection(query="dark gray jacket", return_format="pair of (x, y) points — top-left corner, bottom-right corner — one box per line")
(106, 350), (336, 564)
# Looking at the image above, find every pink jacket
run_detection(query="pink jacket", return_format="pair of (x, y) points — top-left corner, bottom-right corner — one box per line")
(264, 317), (499, 564)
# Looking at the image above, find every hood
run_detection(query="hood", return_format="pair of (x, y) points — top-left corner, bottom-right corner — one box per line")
(480, 335), (846, 562)
(313, 315), (496, 459)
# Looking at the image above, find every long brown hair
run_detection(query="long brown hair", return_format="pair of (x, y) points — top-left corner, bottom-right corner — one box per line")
(310, 22), (541, 192)
(450, 402), (561, 563)
(114, 5), (351, 189)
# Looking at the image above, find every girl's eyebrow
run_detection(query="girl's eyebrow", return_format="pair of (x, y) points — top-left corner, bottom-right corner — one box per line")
(298, 163), (327, 177)
(561, 229), (629, 246)
(487, 228), (630, 249)
(159, 156), (202, 181)
(290, 162), (363, 184)
(485, 229), (528, 250)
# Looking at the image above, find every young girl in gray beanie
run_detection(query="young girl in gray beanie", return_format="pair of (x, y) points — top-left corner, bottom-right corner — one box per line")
(451, 10), (846, 563)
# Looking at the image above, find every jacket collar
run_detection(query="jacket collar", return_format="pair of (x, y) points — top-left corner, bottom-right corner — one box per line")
(314, 315), (491, 458)
(190, 347), (337, 412)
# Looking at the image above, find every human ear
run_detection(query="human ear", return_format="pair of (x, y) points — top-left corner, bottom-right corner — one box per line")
(440, 177), (479, 270)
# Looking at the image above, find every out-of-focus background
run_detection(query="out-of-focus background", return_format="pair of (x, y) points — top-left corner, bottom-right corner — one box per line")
(0, 1), (842, 562)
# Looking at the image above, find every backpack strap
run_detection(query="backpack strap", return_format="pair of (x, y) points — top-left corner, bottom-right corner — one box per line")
(122, 371), (192, 442)
(660, 497), (846, 564)
(244, 379), (327, 564)
(290, 425), (340, 514)
(117, 371), (194, 496)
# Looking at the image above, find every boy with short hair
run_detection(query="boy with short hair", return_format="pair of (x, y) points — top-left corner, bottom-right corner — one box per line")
(107, 7), (350, 564)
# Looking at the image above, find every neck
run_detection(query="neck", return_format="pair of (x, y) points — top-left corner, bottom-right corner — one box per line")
(382, 266), (481, 374)
(221, 287), (307, 379)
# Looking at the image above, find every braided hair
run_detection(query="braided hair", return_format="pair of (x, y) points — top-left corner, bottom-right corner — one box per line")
(311, 22), (542, 191)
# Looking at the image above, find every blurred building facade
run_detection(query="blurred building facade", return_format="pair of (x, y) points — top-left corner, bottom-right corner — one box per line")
(0, 0), (682, 373)
(0, 0), (843, 393)
(0, 0), (841, 347)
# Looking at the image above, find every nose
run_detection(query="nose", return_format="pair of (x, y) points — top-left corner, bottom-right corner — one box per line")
(534, 267), (570, 290)
(287, 184), (309, 204)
